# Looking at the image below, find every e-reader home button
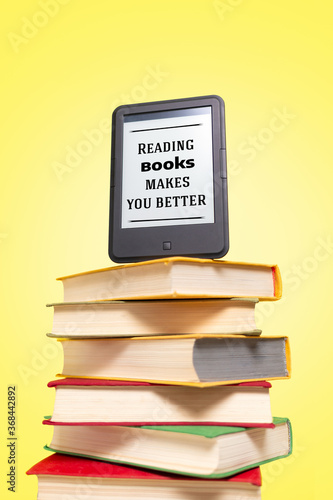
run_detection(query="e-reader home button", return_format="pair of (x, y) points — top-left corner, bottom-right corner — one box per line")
(163, 241), (172, 251)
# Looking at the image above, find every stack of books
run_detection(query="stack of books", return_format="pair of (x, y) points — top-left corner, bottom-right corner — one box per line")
(27, 257), (292, 499)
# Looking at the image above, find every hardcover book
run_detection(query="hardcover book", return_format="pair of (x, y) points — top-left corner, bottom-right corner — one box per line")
(57, 257), (282, 302)
(27, 453), (262, 499)
(45, 418), (292, 478)
(47, 298), (261, 338)
(58, 334), (291, 386)
(45, 379), (273, 426)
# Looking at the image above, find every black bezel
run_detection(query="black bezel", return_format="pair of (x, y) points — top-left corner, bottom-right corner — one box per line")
(109, 95), (229, 263)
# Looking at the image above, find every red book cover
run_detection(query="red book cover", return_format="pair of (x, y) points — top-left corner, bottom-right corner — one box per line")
(47, 378), (272, 389)
(27, 453), (262, 486)
(45, 378), (274, 428)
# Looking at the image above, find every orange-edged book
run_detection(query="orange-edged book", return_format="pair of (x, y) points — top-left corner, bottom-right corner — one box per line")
(44, 379), (274, 426)
(27, 453), (262, 498)
(57, 257), (282, 302)
(57, 334), (291, 387)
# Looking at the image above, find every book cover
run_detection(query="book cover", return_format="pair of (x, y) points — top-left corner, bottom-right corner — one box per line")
(47, 298), (261, 338)
(44, 378), (274, 427)
(44, 417), (292, 478)
(57, 257), (282, 302)
(27, 452), (262, 485)
(57, 334), (291, 387)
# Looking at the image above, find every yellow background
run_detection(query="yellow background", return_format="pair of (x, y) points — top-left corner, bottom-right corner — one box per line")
(1, 1), (332, 498)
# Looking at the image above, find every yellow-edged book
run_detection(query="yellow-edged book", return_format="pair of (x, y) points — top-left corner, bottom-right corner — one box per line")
(57, 334), (291, 387)
(57, 257), (282, 302)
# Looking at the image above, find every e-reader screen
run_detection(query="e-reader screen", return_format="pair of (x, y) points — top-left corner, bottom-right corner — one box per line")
(121, 107), (214, 228)
(109, 95), (229, 263)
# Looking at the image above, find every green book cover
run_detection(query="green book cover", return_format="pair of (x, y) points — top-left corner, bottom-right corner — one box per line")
(45, 417), (292, 478)
(141, 416), (289, 436)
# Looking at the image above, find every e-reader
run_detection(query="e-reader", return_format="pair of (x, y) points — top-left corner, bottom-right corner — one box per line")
(109, 95), (229, 262)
